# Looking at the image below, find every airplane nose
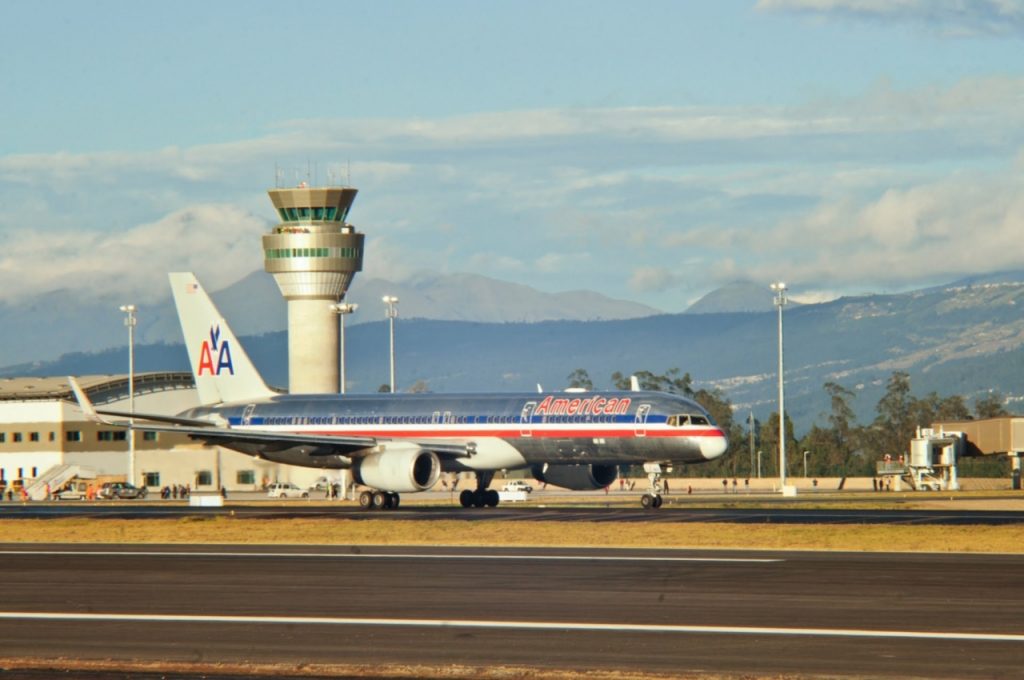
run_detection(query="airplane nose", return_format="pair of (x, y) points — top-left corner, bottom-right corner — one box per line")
(701, 430), (728, 460)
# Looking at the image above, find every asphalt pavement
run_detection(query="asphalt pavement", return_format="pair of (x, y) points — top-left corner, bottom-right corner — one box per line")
(0, 544), (1020, 679)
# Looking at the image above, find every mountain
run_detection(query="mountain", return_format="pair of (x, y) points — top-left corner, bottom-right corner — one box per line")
(0, 270), (660, 366)
(9, 276), (1024, 434)
(685, 281), (777, 314)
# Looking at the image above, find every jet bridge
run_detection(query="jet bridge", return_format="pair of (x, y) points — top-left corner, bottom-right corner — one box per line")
(876, 427), (963, 491)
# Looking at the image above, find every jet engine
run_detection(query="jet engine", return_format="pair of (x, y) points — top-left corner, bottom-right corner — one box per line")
(532, 463), (618, 491)
(352, 445), (441, 493)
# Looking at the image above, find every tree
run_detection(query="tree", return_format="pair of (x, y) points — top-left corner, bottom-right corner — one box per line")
(610, 368), (693, 395)
(869, 371), (915, 460)
(975, 392), (1010, 418)
(407, 380), (430, 393)
(565, 368), (594, 390)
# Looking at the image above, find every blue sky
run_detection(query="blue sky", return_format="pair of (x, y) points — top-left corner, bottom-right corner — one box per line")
(3, 0), (1024, 311)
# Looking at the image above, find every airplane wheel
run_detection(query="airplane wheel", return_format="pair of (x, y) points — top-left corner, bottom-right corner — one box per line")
(387, 492), (400, 510)
(372, 491), (388, 510)
(359, 491), (373, 510)
(641, 494), (654, 509)
(459, 489), (474, 508)
(652, 494), (663, 508)
(485, 489), (499, 507)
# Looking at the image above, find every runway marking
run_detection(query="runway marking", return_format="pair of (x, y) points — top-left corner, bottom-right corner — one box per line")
(0, 611), (1019, 642)
(0, 549), (780, 563)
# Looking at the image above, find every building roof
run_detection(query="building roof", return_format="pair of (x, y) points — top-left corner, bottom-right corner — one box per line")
(0, 373), (195, 404)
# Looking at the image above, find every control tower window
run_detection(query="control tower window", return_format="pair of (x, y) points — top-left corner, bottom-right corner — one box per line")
(277, 208), (289, 222)
(325, 206), (337, 220)
(298, 207), (310, 219)
(313, 207), (324, 220)
(286, 207), (298, 221)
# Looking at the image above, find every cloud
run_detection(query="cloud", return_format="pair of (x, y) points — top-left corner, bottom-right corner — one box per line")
(730, 170), (1024, 290)
(628, 266), (684, 293)
(755, 0), (1024, 37)
(0, 204), (266, 303)
(5, 75), (1024, 311)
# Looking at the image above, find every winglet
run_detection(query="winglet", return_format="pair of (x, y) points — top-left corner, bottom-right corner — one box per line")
(630, 375), (640, 392)
(69, 376), (107, 424)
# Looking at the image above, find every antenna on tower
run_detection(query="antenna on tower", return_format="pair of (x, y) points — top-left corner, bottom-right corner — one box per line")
(346, 159), (351, 187)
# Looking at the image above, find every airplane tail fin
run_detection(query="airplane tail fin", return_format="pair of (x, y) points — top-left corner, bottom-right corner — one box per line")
(169, 272), (274, 406)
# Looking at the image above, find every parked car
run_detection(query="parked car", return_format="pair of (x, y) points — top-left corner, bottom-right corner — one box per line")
(502, 480), (533, 493)
(98, 482), (147, 499)
(267, 482), (309, 499)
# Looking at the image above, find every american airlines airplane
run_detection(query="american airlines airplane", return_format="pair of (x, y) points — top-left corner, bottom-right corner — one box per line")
(72, 272), (728, 510)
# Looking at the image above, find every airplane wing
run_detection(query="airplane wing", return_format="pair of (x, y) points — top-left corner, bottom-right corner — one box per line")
(68, 377), (474, 459)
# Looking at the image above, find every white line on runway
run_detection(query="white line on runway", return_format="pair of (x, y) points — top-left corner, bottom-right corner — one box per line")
(0, 611), (1019, 642)
(0, 549), (780, 563)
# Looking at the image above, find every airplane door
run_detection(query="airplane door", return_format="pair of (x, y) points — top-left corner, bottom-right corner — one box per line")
(520, 402), (536, 437)
(634, 404), (651, 437)
(242, 404), (256, 426)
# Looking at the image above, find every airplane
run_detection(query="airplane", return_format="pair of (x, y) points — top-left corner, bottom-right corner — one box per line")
(71, 272), (728, 510)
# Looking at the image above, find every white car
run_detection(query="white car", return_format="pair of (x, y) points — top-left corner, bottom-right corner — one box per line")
(266, 482), (309, 499)
(502, 480), (533, 494)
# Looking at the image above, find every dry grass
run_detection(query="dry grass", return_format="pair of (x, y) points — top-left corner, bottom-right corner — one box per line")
(0, 516), (1021, 553)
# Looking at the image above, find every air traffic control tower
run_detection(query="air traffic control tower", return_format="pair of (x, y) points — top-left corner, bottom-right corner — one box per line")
(263, 183), (364, 393)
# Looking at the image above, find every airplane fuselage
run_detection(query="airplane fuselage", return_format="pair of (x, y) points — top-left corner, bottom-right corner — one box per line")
(183, 390), (728, 473)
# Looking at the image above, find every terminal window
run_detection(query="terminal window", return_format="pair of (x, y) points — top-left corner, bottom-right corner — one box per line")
(237, 470), (255, 485)
(143, 472), (160, 488)
(143, 431), (157, 441)
(13, 433), (22, 443)
(65, 431), (81, 442)
(29, 432), (39, 442)
(196, 470), (213, 486)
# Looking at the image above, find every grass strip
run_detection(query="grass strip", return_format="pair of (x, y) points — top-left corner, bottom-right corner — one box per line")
(0, 518), (1021, 553)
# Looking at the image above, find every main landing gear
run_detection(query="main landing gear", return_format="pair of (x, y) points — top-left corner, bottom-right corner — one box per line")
(359, 490), (401, 511)
(459, 471), (500, 508)
(641, 463), (666, 509)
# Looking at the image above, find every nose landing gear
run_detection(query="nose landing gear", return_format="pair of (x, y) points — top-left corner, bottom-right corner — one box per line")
(641, 463), (668, 509)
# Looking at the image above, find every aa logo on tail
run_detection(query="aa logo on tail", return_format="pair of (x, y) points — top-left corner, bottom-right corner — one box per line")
(197, 325), (234, 376)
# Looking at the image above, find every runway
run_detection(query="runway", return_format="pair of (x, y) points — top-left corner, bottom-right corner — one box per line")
(0, 544), (1021, 678)
(2, 500), (1024, 524)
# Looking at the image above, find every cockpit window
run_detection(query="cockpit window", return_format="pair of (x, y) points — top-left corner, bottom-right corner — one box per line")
(669, 414), (710, 426)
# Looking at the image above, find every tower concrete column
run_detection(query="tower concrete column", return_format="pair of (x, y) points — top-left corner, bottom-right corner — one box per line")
(287, 298), (340, 394)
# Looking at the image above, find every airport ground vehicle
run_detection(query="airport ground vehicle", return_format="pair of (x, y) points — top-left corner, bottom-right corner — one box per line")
(267, 482), (309, 499)
(502, 480), (533, 493)
(98, 482), (147, 499)
(56, 481), (90, 501)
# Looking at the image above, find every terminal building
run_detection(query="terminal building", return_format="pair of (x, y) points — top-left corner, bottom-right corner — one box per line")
(0, 374), (331, 497)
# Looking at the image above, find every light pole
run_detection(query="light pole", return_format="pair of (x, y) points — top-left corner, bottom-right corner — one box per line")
(328, 302), (358, 394)
(382, 295), (399, 393)
(804, 450), (810, 478)
(119, 304), (137, 487)
(770, 281), (788, 489)
(756, 450), (762, 479)
(748, 410), (755, 479)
